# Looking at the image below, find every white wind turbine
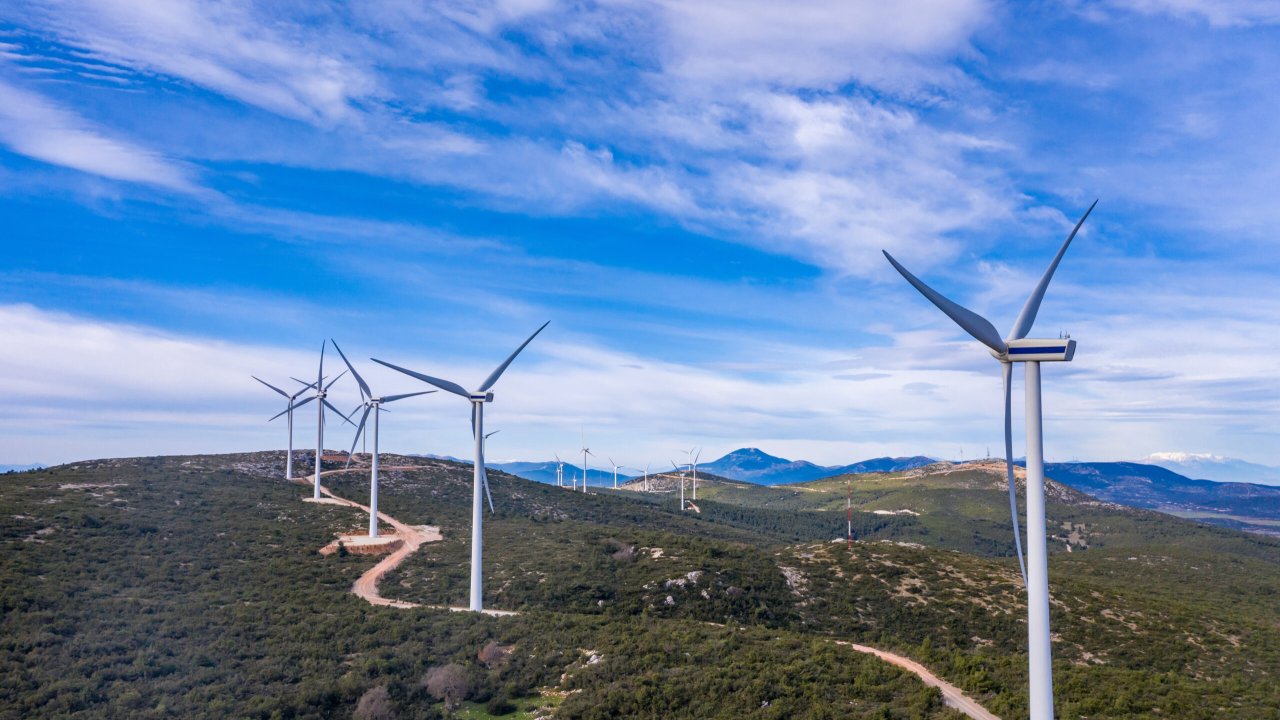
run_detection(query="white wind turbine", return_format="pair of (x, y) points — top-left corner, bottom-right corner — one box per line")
(580, 435), (593, 494)
(684, 448), (702, 501)
(672, 460), (687, 510)
(254, 375), (318, 479)
(882, 200), (1095, 720)
(608, 457), (620, 489)
(372, 321), (549, 613)
(332, 341), (434, 538)
(308, 342), (353, 500)
(553, 453), (565, 488)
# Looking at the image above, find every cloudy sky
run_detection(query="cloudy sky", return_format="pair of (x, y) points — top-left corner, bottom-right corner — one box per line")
(2, 0), (1278, 469)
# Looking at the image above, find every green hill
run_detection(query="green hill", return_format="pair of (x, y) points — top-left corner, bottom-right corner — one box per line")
(2, 453), (1278, 718)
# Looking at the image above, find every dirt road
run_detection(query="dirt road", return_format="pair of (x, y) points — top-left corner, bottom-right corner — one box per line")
(301, 469), (514, 616)
(840, 642), (1000, 720)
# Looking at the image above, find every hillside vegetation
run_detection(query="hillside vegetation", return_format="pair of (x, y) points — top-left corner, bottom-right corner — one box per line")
(2, 453), (1278, 718)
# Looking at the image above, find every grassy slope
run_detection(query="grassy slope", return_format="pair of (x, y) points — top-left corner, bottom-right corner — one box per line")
(3, 453), (1278, 718)
(0, 454), (961, 720)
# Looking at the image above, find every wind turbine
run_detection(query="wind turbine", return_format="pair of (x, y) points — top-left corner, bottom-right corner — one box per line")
(554, 453), (565, 488)
(308, 342), (353, 500)
(580, 436), (593, 494)
(882, 200), (1095, 720)
(608, 457), (620, 489)
(254, 375), (318, 480)
(672, 460), (687, 510)
(643, 462), (651, 492)
(332, 341), (434, 538)
(684, 448), (702, 501)
(372, 321), (549, 613)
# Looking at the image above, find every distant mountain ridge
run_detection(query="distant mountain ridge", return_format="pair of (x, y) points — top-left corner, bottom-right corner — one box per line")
(1045, 461), (1280, 535)
(699, 448), (935, 485)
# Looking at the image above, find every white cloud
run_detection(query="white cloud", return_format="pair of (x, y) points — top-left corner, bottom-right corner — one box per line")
(9, 0), (375, 123)
(1106, 0), (1280, 27)
(0, 78), (198, 191)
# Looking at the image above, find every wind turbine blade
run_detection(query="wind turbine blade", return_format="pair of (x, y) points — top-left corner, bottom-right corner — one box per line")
(347, 406), (372, 463)
(1003, 362), (1029, 587)
(584, 449), (594, 457)
(1007, 200), (1097, 341)
(481, 465), (495, 513)
(381, 390), (435, 404)
(292, 376), (318, 389)
(485, 429), (501, 439)
(331, 340), (371, 400)
(323, 399), (355, 426)
(324, 369), (349, 392)
(252, 376), (289, 398)
(478, 321), (550, 392)
(318, 341), (325, 389)
(370, 359), (470, 398)
(882, 250), (1007, 354)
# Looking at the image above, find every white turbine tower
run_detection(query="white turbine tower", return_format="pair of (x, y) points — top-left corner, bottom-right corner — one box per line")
(308, 342), (353, 500)
(554, 453), (565, 488)
(672, 460), (687, 510)
(882, 200), (1095, 720)
(332, 341), (433, 538)
(254, 375), (318, 479)
(372, 321), (548, 613)
(608, 457), (619, 489)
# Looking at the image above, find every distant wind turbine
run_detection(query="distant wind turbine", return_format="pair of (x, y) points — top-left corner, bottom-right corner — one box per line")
(332, 341), (433, 538)
(580, 434), (593, 494)
(372, 321), (549, 613)
(554, 453), (565, 488)
(308, 341), (353, 500)
(672, 460), (687, 510)
(684, 448), (701, 501)
(608, 457), (620, 489)
(254, 375), (318, 480)
(883, 200), (1095, 720)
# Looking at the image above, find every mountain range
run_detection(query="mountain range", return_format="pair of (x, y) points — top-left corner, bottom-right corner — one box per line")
(494, 448), (935, 487)
(1139, 452), (1280, 486)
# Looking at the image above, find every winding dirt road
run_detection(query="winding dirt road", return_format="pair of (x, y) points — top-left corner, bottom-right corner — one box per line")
(301, 467), (516, 616)
(839, 642), (1000, 720)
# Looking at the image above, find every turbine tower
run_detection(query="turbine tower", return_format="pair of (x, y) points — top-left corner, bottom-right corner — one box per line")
(309, 342), (352, 500)
(254, 375), (318, 479)
(332, 341), (433, 538)
(554, 453), (565, 488)
(882, 200), (1095, 720)
(372, 321), (549, 613)
(672, 460), (686, 510)
(608, 457), (619, 489)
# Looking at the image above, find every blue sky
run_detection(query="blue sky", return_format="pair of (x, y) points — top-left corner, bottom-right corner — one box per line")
(1, 0), (1278, 468)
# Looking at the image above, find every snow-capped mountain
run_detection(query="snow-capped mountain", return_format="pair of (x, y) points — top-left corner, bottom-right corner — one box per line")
(1139, 452), (1280, 487)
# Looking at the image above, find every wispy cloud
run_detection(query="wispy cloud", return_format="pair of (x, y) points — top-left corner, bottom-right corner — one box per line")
(0, 77), (198, 191)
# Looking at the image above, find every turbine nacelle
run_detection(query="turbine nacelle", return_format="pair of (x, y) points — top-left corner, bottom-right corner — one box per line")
(1001, 338), (1077, 363)
(469, 391), (495, 403)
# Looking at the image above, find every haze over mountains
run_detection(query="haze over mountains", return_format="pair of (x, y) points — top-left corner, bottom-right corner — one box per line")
(1139, 452), (1280, 486)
